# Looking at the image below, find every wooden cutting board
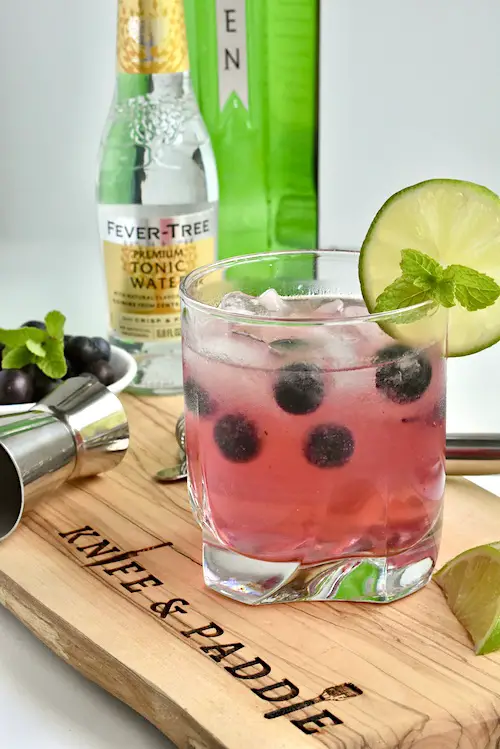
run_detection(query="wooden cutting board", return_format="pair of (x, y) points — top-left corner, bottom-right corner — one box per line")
(0, 394), (500, 749)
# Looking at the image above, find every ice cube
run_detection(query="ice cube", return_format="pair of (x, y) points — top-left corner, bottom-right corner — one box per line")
(314, 298), (345, 317)
(220, 288), (294, 317)
(219, 289), (297, 346)
(357, 320), (390, 351)
(257, 288), (291, 315)
(343, 304), (368, 319)
(219, 291), (267, 315)
(322, 332), (359, 368)
(186, 315), (232, 352)
(334, 303), (388, 354)
(199, 330), (271, 368)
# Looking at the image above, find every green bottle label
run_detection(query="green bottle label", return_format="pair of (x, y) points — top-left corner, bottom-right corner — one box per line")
(215, 0), (248, 110)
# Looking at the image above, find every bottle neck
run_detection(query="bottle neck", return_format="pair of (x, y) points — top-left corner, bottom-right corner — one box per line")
(116, 0), (190, 76)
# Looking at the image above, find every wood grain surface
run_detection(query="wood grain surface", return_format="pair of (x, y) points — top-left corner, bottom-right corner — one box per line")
(0, 394), (500, 749)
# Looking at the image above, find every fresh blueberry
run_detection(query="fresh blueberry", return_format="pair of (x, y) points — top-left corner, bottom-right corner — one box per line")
(304, 424), (355, 468)
(86, 360), (116, 387)
(273, 362), (325, 415)
(92, 337), (111, 362)
(0, 369), (34, 405)
(65, 336), (102, 370)
(21, 320), (46, 330)
(22, 363), (37, 379)
(214, 414), (261, 463)
(375, 344), (432, 404)
(63, 338), (75, 377)
(34, 372), (62, 399)
(21, 364), (62, 399)
(63, 358), (76, 380)
(184, 377), (215, 417)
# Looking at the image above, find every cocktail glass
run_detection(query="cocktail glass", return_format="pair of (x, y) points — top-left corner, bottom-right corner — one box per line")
(180, 250), (447, 605)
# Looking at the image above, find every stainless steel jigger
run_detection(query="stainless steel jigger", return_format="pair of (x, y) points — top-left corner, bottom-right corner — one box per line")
(0, 375), (129, 542)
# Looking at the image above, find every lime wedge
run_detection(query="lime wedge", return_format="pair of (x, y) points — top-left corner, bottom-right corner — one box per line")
(434, 543), (500, 655)
(359, 179), (500, 356)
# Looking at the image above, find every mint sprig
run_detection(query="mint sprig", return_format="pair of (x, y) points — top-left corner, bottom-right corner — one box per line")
(45, 310), (65, 340)
(40, 337), (67, 379)
(0, 310), (67, 380)
(2, 347), (34, 370)
(374, 249), (500, 320)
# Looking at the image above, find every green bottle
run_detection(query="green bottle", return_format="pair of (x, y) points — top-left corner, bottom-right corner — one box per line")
(184, 0), (318, 281)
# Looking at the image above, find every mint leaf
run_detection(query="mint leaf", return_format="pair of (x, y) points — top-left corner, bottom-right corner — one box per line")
(432, 278), (456, 308)
(389, 304), (436, 324)
(45, 310), (65, 340)
(374, 277), (432, 324)
(374, 277), (430, 312)
(18, 326), (46, 343)
(373, 249), (500, 325)
(400, 249), (443, 285)
(26, 339), (46, 358)
(0, 313), (68, 380)
(37, 338), (67, 379)
(37, 358), (66, 380)
(411, 275), (436, 292)
(2, 346), (34, 369)
(0, 326), (46, 348)
(443, 265), (500, 311)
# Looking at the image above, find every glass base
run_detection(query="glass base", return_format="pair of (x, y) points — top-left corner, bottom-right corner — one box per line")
(202, 528), (438, 605)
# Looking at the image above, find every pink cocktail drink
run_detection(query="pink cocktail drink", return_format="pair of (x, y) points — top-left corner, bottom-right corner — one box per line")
(180, 251), (447, 605)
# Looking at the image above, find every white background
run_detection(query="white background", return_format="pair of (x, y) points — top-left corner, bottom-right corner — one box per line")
(0, 0), (499, 747)
(0, 0), (115, 337)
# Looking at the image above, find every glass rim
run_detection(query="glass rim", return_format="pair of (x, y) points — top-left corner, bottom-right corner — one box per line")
(179, 249), (434, 326)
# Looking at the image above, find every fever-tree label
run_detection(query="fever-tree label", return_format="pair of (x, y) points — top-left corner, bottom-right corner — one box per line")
(100, 208), (215, 342)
